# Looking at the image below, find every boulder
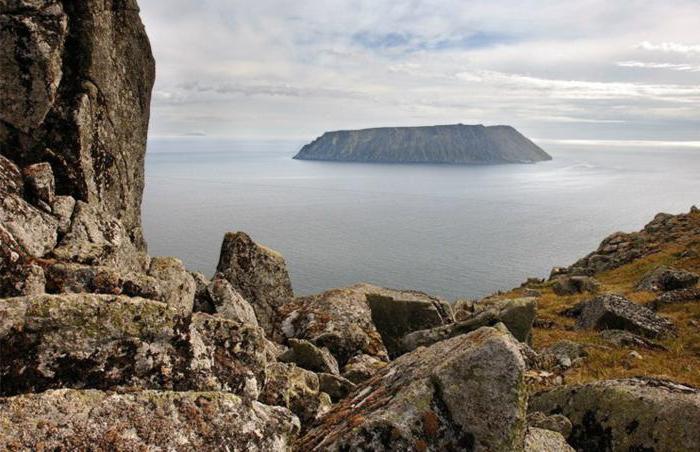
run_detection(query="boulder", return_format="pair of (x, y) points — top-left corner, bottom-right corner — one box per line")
(651, 287), (700, 310)
(191, 271), (213, 311)
(278, 284), (390, 365)
(341, 354), (387, 384)
(575, 293), (676, 339)
(0, 154), (24, 196)
(23, 162), (55, 206)
(201, 276), (259, 325)
(530, 378), (700, 452)
(0, 389), (299, 451)
(599, 329), (667, 351)
(45, 262), (163, 300)
(51, 195), (75, 234)
(552, 276), (600, 296)
(540, 340), (588, 369)
(216, 231), (293, 335)
(453, 298), (477, 321)
(636, 266), (699, 291)
(298, 327), (528, 451)
(366, 286), (453, 357)
(0, 192), (58, 257)
(278, 338), (339, 375)
(147, 256), (196, 315)
(524, 428), (574, 452)
(0, 223), (46, 297)
(527, 412), (573, 437)
(317, 372), (356, 402)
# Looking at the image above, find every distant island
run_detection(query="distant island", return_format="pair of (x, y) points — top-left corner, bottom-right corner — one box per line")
(293, 124), (552, 164)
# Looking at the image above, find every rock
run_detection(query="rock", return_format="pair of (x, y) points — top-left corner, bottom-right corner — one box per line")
(259, 362), (332, 427)
(527, 411), (573, 437)
(199, 276), (259, 325)
(52, 201), (148, 271)
(0, 223), (46, 297)
(599, 329), (667, 351)
(23, 162), (55, 205)
(453, 298), (477, 321)
(401, 297), (537, 354)
(279, 338), (339, 375)
(552, 275), (600, 296)
(651, 287), (700, 310)
(277, 284), (389, 366)
(541, 340), (588, 369)
(0, 192), (58, 257)
(317, 373), (356, 402)
(524, 428), (575, 452)
(575, 293), (676, 339)
(341, 354), (387, 384)
(147, 256), (196, 315)
(45, 262), (163, 300)
(0, 294), (269, 397)
(298, 327), (528, 451)
(636, 266), (699, 292)
(191, 271), (213, 311)
(0, 389), (300, 451)
(51, 195), (75, 234)
(0, 154), (24, 196)
(216, 231), (293, 336)
(530, 378), (700, 452)
(366, 286), (453, 357)
(628, 350), (643, 360)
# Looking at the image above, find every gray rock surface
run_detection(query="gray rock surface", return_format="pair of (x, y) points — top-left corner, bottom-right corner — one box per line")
(599, 329), (667, 350)
(552, 275), (600, 296)
(147, 256), (196, 315)
(294, 124), (552, 164)
(340, 353), (387, 384)
(0, 224), (46, 297)
(45, 262), (163, 299)
(203, 276), (259, 325)
(23, 162), (55, 207)
(0, 191), (58, 257)
(279, 338), (340, 375)
(527, 412), (573, 437)
(298, 327), (528, 451)
(317, 372), (356, 402)
(0, 389), (300, 451)
(636, 266), (699, 291)
(51, 194), (75, 234)
(530, 378), (700, 452)
(651, 287), (700, 310)
(524, 428), (575, 452)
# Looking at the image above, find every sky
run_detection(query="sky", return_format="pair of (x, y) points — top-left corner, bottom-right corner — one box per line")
(139, 0), (700, 142)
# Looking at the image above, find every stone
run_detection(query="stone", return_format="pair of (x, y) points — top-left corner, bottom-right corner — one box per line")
(278, 283), (390, 366)
(259, 362), (332, 428)
(203, 276), (259, 325)
(0, 154), (24, 196)
(599, 329), (667, 351)
(651, 287), (700, 310)
(575, 293), (676, 339)
(45, 262), (163, 300)
(552, 275), (600, 296)
(524, 428), (574, 452)
(0, 192), (58, 257)
(317, 372), (356, 403)
(51, 195), (75, 234)
(23, 162), (55, 205)
(636, 266), (699, 292)
(216, 231), (293, 336)
(298, 327), (528, 451)
(541, 340), (588, 369)
(527, 411), (573, 437)
(341, 354), (387, 384)
(0, 223), (46, 297)
(530, 378), (700, 452)
(191, 271), (212, 311)
(0, 389), (299, 451)
(279, 338), (340, 375)
(147, 256), (196, 315)
(453, 298), (477, 321)
(401, 297), (537, 354)
(366, 286), (453, 357)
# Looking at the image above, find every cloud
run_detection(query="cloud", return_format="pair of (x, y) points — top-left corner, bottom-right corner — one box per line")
(617, 61), (700, 72)
(637, 41), (700, 55)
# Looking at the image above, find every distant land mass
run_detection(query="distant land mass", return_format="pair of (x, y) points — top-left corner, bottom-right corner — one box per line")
(293, 124), (552, 164)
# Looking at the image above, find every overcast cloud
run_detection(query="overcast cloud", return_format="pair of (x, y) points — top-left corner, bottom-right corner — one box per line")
(139, 0), (700, 141)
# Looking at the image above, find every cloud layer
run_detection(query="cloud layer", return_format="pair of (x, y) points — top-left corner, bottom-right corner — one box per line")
(139, 0), (700, 141)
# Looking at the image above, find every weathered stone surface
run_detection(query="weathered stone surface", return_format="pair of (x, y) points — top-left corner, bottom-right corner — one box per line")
(552, 275), (600, 296)
(191, 271), (212, 311)
(202, 276), (259, 325)
(651, 287), (700, 310)
(366, 286), (453, 357)
(299, 327), (528, 451)
(216, 231), (293, 336)
(0, 192), (58, 256)
(453, 298), (477, 321)
(317, 372), (356, 403)
(260, 362), (331, 428)
(23, 161), (55, 205)
(51, 194), (75, 233)
(636, 266), (699, 292)
(0, 294), (269, 397)
(0, 389), (300, 451)
(148, 256), (196, 315)
(279, 338), (339, 375)
(278, 283), (389, 366)
(401, 297), (537, 354)
(599, 329), (667, 351)
(541, 340), (588, 369)
(45, 262), (163, 299)
(524, 428), (574, 452)
(0, 154), (23, 196)
(527, 412), (573, 437)
(530, 378), (700, 452)
(575, 293), (676, 339)
(340, 353), (387, 384)
(0, 223), (45, 297)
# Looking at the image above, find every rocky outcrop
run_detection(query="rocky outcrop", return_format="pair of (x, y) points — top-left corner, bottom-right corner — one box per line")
(636, 266), (699, 291)
(198, 275), (259, 325)
(340, 353), (387, 384)
(298, 327), (528, 451)
(599, 329), (667, 350)
(651, 287), (700, 310)
(294, 124), (552, 164)
(530, 378), (700, 452)
(552, 275), (600, 296)
(216, 231), (293, 335)
(0, 389), (300, 451)
(279, 338), (340, 375)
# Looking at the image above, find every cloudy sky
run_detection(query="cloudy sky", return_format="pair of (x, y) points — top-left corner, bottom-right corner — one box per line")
(139, 0), (700, 142)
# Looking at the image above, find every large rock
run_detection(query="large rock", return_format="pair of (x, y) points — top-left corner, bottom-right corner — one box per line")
(0, 389), (300, 451)
(636, 266), (699, 292)
(0, 192), (58, 257)
(298, 327), (528, 451)
(366, 286), (453, 357)
(651, 287), (700, 310)
(278, 338), (340, 375)
(552, 275), (600, 296)
(401, 297), (537, 354)
(216, 231), (293, 336)
(524, 428), (574, 452)
(45, 262), (163, 300)
(23, 161), (55, 206)
(0, 294), (269, 397)
(317, 372), (356, 403)
(278, 283), (390, 366)
(198, 276), (259, 326)
(340, 353), (387, 384)
(147, 256), (196, 315)
(0, 223), (46, 297)
(575, 293), (676, 339)
(530, 378), (700, 452)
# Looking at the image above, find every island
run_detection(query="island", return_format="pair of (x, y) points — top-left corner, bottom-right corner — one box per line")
(293, 124), (552, 164)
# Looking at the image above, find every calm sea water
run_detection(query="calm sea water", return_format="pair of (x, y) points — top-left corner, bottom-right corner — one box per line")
(142, 138), (700, 300)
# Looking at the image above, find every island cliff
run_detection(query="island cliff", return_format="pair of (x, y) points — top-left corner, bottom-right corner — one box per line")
(1, 2), (699, 451)
(294, 124), (552, 164)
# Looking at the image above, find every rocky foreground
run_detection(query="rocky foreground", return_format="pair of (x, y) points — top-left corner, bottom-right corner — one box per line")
(1, 1), (699, 451)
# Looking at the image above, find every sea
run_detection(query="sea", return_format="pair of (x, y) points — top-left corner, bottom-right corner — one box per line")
(142, 138), (700, 301)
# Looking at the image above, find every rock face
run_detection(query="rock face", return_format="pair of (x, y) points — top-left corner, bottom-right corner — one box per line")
(524, 428), (575, 452)
(298, 327), (528, 451)
(279, 338), (340, 375)
(530, 378), (700, 452)
(0, 389), (300, 451)
(294, 124), (552, 164)
(216, 231), (293, 335)
(636, 266), (699, 291)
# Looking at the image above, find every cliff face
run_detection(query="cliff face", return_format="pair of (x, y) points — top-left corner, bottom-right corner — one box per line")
(294, 124), (552, 164)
